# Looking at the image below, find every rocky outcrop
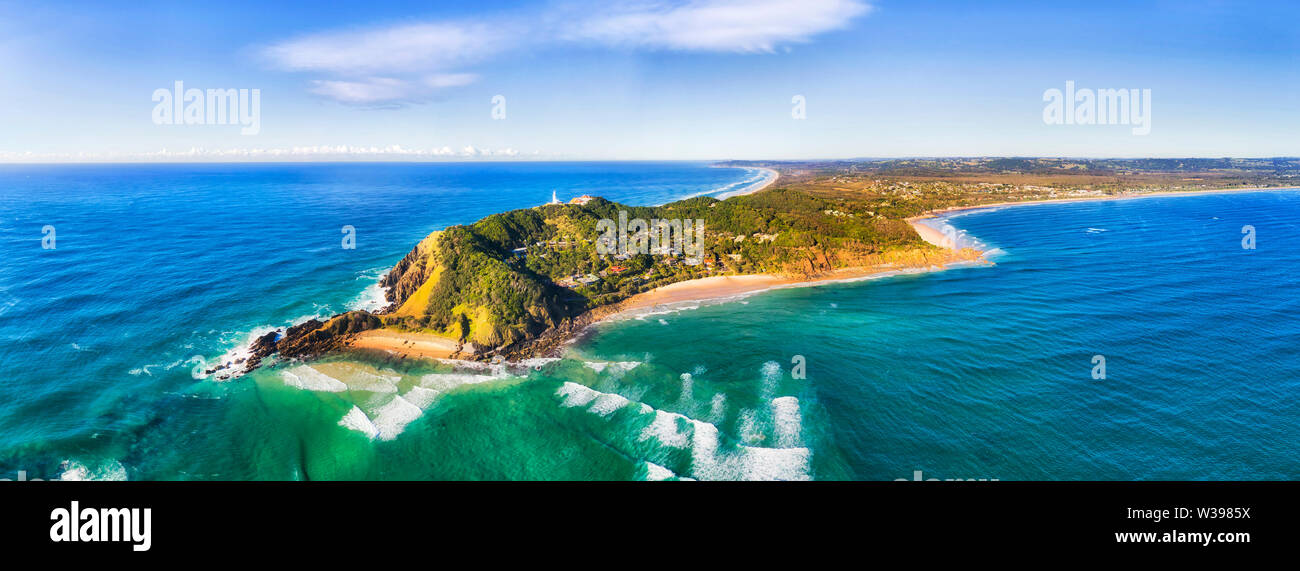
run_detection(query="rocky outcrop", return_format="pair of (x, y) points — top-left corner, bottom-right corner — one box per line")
(239, 311), (381, 372)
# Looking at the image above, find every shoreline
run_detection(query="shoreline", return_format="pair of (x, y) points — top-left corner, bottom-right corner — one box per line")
(716, 166), (779, 199)
(917, 185), (1298, 219)
(596, 264), (958, 324)
(906, 184), (1299, 249)
(342, 254), (987, 364)
(284, 178), (1295, 370)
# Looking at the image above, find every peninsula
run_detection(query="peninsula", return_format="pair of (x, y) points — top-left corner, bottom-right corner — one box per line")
(224, 157), (1299, 376)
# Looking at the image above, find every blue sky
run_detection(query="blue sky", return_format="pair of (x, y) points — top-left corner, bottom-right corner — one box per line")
(0, 0), (1297, 161)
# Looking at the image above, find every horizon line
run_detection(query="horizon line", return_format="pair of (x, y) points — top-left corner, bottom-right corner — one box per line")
(2, 155), (1299, 166)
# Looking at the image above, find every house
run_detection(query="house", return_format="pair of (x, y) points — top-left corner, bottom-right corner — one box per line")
(569, 195), (598, 205)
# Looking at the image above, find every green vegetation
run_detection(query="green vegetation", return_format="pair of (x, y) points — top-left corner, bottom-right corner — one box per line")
(376, 188), (935, 351)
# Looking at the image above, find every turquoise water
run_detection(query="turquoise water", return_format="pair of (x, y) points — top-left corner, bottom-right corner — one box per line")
(0, 162), (773, 480)
(2, 164), (1297, 480)
(576, 191), (1300, 480)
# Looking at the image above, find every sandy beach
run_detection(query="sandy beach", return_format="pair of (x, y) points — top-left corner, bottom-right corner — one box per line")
(348, 328), (460, 360)
(922, 185), (1297, 218)
(716, 167), (779, 199)
(604, 254), (979, 323)
(905, 217), (953, 248)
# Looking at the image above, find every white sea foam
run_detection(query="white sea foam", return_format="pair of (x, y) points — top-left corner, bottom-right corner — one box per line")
(630, 304), (701, 320)
(640, 410), (693, 449)
(556, 382), (600, 408)
(588, 392), (632, 417)
(59, 459), (128, 481)
(517, 357), (561, 371)
(760, 360), (782, 401)
(281, 365), (348, 392)
(737, 408), (765, 445)
(338, 405), (379, 439)
(434, 357), (495, 371)
(643, 462), (676, 481)
(555, 382), (813, 481)
(371, 395), (423, 440)
(583, 360), (642, 374)
(418, 372), (497, 392)
(349, 271), (391, 312)
(734, 446), (812, 481)
(204, 323), (286, 381)
(689, 422), (811, 481)
(402, 386), (440, 409)
(708, 393), (727, 423)
(771, 396), (803, 448)
(343, 369), (400, 393)
(275, 360), (504, 440)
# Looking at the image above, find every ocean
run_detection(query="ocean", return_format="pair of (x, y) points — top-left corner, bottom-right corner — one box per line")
(1, 163), (1296, 480)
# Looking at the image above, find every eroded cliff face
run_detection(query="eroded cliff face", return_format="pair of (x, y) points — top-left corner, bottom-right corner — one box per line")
(781, 244), (986, 277)
(374, 225), (573, 352)
(379, 231), (441, 313)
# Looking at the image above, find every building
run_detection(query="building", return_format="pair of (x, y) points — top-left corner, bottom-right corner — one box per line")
(569, 195), (597, 205)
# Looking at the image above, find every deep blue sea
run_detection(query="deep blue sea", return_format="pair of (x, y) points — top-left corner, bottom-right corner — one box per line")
(1, 163), (1296, 480)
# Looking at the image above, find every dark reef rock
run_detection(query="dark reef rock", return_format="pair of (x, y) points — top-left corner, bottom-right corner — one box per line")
(244, 311), (381, 372)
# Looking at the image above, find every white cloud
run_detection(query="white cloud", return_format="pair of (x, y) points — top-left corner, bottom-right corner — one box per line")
(568, 0), (871, 53)
(263, 22), (507, 75)
(263, 21), (503, 105)
(423, 73), (479, 88)
(308, 78), (413, 104)
(306, 74), (479, 105)
(260, 1), (873, 104)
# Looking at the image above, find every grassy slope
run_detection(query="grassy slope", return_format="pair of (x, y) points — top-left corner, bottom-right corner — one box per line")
(374, 187), (951, 353)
